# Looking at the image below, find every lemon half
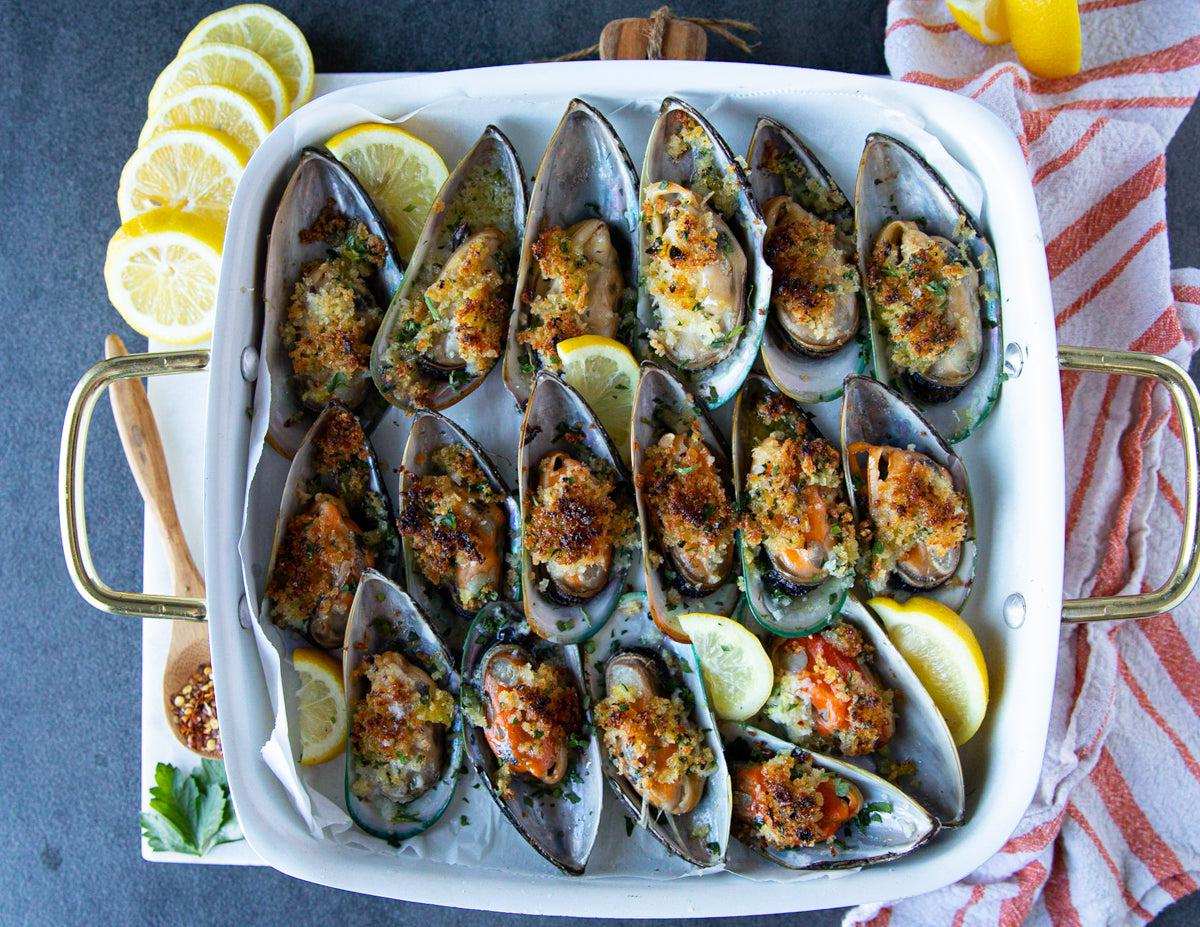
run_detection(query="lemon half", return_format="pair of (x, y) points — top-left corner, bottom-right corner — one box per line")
(1007, 0), (1082, 79)
(180, 4), (314, 113)
(556, 335), (639, 464)
(678, 612), (774, 721)
(325, 123), (448, 260)
(868, 596), (989, 745)
(292, 648), (347, 766)
(948, 0), (1010, 45)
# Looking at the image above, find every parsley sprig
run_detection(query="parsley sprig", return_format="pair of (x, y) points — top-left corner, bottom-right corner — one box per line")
(139, 760), (243, 857)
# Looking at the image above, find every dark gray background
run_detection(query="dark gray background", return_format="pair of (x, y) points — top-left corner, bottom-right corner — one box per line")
(2, 1), (1197, 924)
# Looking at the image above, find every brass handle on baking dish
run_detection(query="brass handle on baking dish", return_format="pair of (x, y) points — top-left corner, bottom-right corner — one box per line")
(1058, 345), (1200, 623)
(59, 349), (210, 620)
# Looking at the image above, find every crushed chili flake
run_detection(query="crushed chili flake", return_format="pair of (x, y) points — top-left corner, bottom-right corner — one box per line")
(172, 664), (222, 757)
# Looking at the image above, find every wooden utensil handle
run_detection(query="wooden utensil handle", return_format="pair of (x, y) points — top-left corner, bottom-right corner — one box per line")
(599, 15), (707, 60)
(104, 335), (205, 599)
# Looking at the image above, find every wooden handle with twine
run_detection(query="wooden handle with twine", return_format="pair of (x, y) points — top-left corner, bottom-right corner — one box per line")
(547, 6), (757, 61)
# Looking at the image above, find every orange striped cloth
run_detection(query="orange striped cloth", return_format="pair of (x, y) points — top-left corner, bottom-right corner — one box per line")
(847, 2), (1200, 925)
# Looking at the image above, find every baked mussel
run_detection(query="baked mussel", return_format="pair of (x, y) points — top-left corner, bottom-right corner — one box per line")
(460, 602), (603, 875)
(841, 375), (976, 610)
(636, 98), (771, 410)
(632, 362), (740, 641)
(733, 374), (859, 637)
(855, 133), (1002, 442)
(756, 596), (965, 824)
(396, 410), (521, 652)
(746, 117), (866, 403)
(263, 400), (400, 649)
(260, 147), (404, 456)
(722, 722), (936, 871)
(581, 592), (731, 867)
(343, 569), (462, 843)
(504, 99), (639, 406)
(518, 370), (637, 643)
(372, 126), (527, 411)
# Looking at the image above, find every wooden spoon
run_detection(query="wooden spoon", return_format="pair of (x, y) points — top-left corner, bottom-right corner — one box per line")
(105, 334), (220, 760)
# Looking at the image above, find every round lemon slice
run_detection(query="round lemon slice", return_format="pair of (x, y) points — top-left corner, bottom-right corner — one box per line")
(117, 127), (247, 226)
(138, 83), (271, 155)
(292, 648), (347, 766)
(148, 42), (287, 126)
(678, 612), (774, 721)
(868, 596), (989, 745)
(1007, 0), (1082, 79)
(556, 335), (639, 464)
(104, 208), (224, 344)
(180, 4), (314, 113)
(325, 123), (448, 260)
(947, 0), (1011, 45)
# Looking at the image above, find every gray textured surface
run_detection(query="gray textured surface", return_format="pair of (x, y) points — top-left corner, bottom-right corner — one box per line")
(1, 0), (1197, 924)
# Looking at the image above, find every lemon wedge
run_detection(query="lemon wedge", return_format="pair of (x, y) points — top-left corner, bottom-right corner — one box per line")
(1007, 0), (1081, 79)
(180, 4), (314, 113)
(104, 208), (224, 344)
(139, 83), (271, 155)
(678, 612), (774, 721)
(868, 596), (989, 745)
(556, 335), (639, 464)
(118, 127), (247, 226)
(947, 0), (1010, 45)
(148, 42), (287, 125)
(325, 123), (448, 260)
(292, 648), (347, 766)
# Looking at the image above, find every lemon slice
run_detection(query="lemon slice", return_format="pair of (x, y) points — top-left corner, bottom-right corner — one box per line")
(139, 83), (271, 155)
(104, 207), (224, 344)
(325, 123), (448, 260)
(556, 335), (639, 464)
(118, 127), (247, 226)
(292, 648), (347, 766)
(180, 4), (314, 113)
(1007, 0), (1081, 79)
(678, 612), (774, 721)
(947, 0), (1010, 45)
(148, 42), (287, 126)
(868, 596), (989, 745)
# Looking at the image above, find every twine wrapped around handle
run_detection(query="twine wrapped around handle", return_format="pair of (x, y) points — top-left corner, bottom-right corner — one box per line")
(545, 6), (757, 62)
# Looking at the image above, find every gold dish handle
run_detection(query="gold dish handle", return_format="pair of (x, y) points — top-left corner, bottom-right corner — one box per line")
(59, 349), (210, 620)
(1058, 345), (1200, 623)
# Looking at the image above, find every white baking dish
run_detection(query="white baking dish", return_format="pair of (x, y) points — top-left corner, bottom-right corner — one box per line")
(60, 61), (1200, 915)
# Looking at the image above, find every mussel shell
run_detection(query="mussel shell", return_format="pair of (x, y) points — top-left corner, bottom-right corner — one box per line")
(733, 374), (853, 637)
(372, 126), (527, 412)
(259, 147), (404, 458)
(840, 375), (976, 610)
(343, 569), (462, 843)
(855, 132), (1002, 443)
(751, 595), (965, 825)
(262, 400), (400, 648)
(721, 722), (937, 871)
(580, 592), (731, 867)
(460, 602), (603, 875)
(636, 97), (770, 411)
(517, 370), (634, 643)
(747, 117), (867, 404)
(504, 99), (639, 407)
(398, 410), (521, 652)
(631, 362), (740, 640)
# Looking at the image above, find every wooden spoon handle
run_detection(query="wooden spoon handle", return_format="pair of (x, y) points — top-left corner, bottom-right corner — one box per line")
(104, 335), (205, 599)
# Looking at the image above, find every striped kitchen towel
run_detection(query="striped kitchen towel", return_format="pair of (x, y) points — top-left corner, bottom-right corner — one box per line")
(848, 2), (1200, 925)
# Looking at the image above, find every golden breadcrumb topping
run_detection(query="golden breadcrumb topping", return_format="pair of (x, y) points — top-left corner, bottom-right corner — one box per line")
(398, 444), (504, 610)
(527, 451), (634, 575)
(765, 622), (894, 756)
(867, 222), (972, 375)
(485, 658), (581, 789)
(594, 682), (714, 791)
(639, 422), (735, 587)
(732, 752), (861, 850)
(741, 393), (858, 579)
(665, 116), (740, 216)
(267, 493), (373, 635)
(311, 405), (371, 500)
(764, 202), (859, 339)
(282, 200), (385, 408)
